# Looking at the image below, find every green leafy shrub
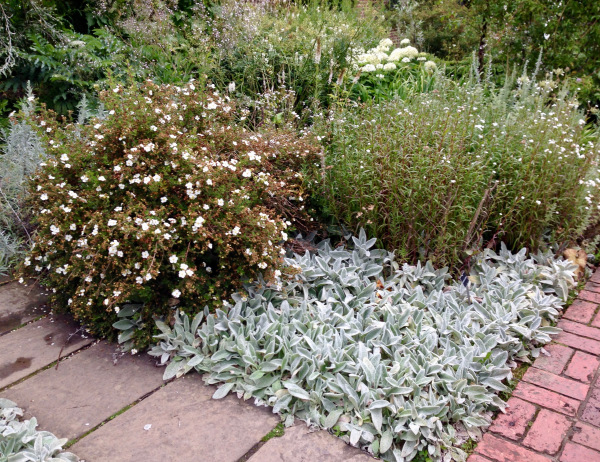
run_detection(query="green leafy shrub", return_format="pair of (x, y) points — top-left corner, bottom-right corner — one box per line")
(202, 0), (388, 119)
(150, 230), (576, 462)
(316, 73), (600, 266)
(19, 80), (320, 347)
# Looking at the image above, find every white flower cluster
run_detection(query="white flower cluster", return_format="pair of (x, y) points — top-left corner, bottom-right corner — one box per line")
(351, 38), (436, 75)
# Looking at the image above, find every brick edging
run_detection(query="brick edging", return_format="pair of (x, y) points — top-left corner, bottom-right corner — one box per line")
(469, 276), (600, 462)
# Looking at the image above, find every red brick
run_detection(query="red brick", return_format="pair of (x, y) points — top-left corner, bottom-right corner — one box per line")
(535, 344), (574, 374)
(476, 433), (551, 462)
(581, 396), (600, 427)
(585, 282), (600, 294)
(591, 271), (600, 284)
(565, 351), (600, 383)
(489, 397), (537, 440)
(467, 456), (491, 462)
(563, 299), (598, 324)
(522, 409), (571, 454)
(572, 422), (600, 452)
(523, 367), (589, 400)
(560, 442), (600, 462)
(558, 319), (600, 341)
(555, 331), (600, 355)
(579, 290), (600, 305)
(513, 382), (580, 416)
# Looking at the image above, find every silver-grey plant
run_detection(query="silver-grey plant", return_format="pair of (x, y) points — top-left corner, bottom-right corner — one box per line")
(0, 398), (78, 462)
(149, 230), (576, 462)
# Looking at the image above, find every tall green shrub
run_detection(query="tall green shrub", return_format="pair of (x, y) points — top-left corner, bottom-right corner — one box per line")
(316, 74), (600, 266)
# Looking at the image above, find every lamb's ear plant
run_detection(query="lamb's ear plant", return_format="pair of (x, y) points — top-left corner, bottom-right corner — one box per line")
(149, 230), (576, 462)
(0, 398), (79, 462)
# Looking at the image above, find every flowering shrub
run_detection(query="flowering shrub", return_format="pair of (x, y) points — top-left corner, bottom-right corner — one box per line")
(19, 81), (319, 347)
(345, 38), (438, 102)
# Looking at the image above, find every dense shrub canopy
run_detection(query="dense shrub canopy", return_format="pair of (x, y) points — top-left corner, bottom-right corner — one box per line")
(20, 81), (320, 346)
(317, 75), (600, 266)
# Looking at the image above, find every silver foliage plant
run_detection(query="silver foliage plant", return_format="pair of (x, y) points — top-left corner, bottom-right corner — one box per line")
(0, 398), (78, 462)
(0, 85), (45, 273)
(149, 230), (576, 462)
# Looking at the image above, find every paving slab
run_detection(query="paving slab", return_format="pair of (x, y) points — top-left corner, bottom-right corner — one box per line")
(2, 341), (164, 441)
(0, 280), (49, 335)
(71, 374), (279, 462)
(0, 315), (92, 389)
(248, 424), (373, 462)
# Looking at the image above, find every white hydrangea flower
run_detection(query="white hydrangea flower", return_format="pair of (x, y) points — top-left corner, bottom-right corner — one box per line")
(424, 60), (437, 73)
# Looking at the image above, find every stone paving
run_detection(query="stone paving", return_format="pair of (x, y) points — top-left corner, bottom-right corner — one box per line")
(0, 278), (370, 462)
(3, 275), (600, 462)
(469, 272), (600, 462)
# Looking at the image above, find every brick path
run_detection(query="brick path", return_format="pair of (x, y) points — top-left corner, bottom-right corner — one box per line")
(470, 272), (600, 462)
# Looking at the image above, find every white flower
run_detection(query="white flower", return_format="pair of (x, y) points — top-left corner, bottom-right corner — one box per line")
(383, 63), (397, 71)
(228, 82), (236, 93)
(362, 64), (376, 72)
(206, 179), (213, 186)
(217, 199), (224, 206)
(150, 125), (158, 131)
(50, 225), (60, 235)
(81, 175), (89, 182)
(400, 38), (410, 46)
(98, 176), (106, 181)
(131, 349), (138, 355)
(169, 255), (178, 263)
(242, 169), (252, 178)
(231, 226), (240, 236)
(107, 219), (117, 227)
(142, 251), (150, 259)
(60, 154), (69, 162)
(172, 289), (181, 298)
(258, 262), (267, 269)
(40, 194), (48, 201)
(206, 102), (217, 110)
(424, 60), (437, 73)
(161, 197), (168, 203)
(389, 46), (419, 61)
(281, 231), (288, 241)
(402, 57), (411, 63)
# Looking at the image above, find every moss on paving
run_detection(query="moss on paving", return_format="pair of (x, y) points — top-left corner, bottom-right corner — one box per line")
(261, 423), (285, 442)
